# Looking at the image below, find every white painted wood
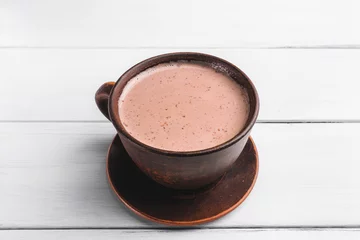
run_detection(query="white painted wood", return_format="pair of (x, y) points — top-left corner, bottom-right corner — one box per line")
(2, 0), (359, 237)
(1, 0), (359, 47)
(1, 229), (360, 240)
(2, 49), (360, 121)
(1, 123), (360, 228)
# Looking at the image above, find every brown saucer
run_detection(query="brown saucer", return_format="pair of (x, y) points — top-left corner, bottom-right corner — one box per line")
(107, 135), (259, 226)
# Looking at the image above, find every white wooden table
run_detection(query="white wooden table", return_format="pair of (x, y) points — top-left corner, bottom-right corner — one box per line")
(1, 0), (360, 239)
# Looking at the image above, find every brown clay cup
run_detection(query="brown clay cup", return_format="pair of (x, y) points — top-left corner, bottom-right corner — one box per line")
(95, 52), (259, 190)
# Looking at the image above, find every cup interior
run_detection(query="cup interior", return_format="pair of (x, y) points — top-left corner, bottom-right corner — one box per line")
(109, 52), (259, 156)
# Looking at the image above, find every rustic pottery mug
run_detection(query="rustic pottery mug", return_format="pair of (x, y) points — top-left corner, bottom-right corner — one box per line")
(95, 52), (259, 190)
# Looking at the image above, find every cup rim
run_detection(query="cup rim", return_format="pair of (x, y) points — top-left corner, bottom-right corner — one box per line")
(109, 52), (259, 157)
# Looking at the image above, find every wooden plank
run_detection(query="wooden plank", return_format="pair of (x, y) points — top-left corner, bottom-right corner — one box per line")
(1, 229), (360, 240)
(1, 123), (360, 228)
(1, 0), (359, 47)
(2, 49), (360, 121)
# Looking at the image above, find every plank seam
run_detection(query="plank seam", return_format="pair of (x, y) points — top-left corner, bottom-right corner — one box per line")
(1, 46), (360, 50)
(0, 120), (359, 124)
(1, 226), (360, 231)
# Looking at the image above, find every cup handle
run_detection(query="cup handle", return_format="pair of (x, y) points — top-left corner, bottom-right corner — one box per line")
(95, 82), (115, 121)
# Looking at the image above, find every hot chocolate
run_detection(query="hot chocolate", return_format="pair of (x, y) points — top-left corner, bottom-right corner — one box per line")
(118, 61), (249, 152)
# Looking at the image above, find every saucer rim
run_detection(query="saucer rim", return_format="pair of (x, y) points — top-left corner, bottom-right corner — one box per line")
(106, 135), (259, 226)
